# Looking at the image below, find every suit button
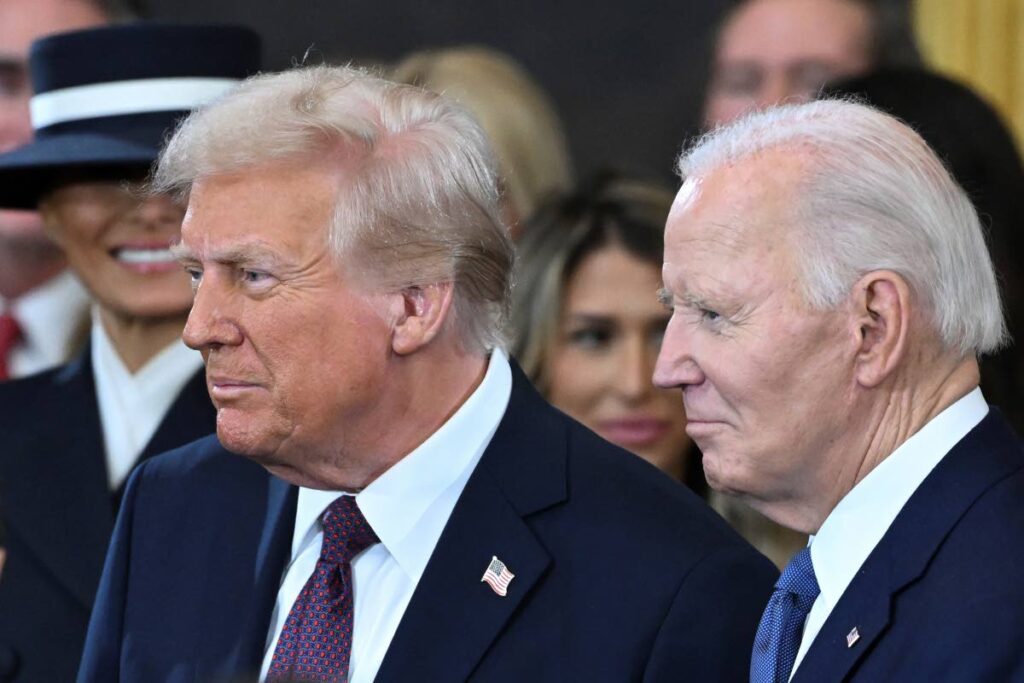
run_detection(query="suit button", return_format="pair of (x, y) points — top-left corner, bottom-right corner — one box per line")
(0, 646), (19, 681)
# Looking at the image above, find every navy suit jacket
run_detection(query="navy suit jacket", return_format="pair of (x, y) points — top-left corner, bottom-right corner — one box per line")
(0, 352), (215, 683)
(78, 364), (776, 682)
(791, 410), (1024, 682)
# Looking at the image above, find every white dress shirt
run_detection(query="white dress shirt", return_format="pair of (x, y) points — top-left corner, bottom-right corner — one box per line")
(3, 270), (90, 377)
(790, 387), (988, 678)
(91, 312), (205, 490)
(259, 349), (513, 683)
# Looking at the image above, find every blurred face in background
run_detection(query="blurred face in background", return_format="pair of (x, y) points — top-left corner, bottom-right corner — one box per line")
(39, 181), (192, 320)
(704, 0), (873, 128)
(0, 0), (108, 241)
(547, 244), (691, 479)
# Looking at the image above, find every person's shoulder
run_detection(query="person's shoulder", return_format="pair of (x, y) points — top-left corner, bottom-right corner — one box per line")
(895, 413), (1024, 596)
(556, 411), (769, 567)
(0, 364), (68, 405)
(134, 433), (255, 482)
(0, 364), (80, 461)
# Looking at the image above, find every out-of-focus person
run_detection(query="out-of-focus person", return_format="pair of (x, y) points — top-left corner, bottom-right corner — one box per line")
(77, 63), (775, 683)
(0, 0), (126, 379)
(823, 67), (1024, 435)
(392, 46), (573, 238)
(512, 174), (698, 487)
(703, 0), (920, 129)
(0, 23), (260, 683)
(657, 99), (1024, 682)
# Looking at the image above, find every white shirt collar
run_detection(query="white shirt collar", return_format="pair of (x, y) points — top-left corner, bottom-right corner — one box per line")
(4, 270), (90, 372)
(90, 310), (205, 488)
(809, 387), (988, 610)
(292, 348), (513, 582)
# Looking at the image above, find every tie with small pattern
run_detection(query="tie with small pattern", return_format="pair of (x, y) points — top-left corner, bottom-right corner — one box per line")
(750, 547), (820, 683)
(0, 313), (22, 380)
(267, 495), (379, 682)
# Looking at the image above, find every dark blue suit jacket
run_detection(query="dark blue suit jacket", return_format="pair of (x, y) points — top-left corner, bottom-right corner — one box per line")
(78, 364), (776, 682)
(792, 410), (1024, 682)
(0, 352), (215, 683)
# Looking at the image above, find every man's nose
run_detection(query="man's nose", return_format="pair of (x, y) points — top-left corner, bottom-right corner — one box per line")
(182, 275), (243, 351)
(653, 320), (704, 389)
(756, 72), (791, 111)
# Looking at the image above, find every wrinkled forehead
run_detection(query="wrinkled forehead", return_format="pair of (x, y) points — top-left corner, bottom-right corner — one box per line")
(669, 161), (802, 255)
(178, 161), (340, 255)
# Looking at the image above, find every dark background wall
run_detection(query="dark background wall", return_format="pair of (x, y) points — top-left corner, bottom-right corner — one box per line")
(137, 0), (908, 183)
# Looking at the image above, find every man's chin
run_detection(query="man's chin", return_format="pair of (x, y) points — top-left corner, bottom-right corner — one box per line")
(215, 421), (278, 462)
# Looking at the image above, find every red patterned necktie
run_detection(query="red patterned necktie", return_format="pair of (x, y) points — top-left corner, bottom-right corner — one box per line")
(0, 313), (22, 380)
(267, 495), (379, 682)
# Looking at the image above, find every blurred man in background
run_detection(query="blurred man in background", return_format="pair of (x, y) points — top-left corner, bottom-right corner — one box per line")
(703, 0), (920, 128)
(0, 0), (125, 379)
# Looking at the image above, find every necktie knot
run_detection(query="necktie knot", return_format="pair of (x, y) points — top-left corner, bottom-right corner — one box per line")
(775, 547), (820, 601)
(320, 495), (378, 566)
(750, 548), (821, 683)
(267, 495), (378, 681)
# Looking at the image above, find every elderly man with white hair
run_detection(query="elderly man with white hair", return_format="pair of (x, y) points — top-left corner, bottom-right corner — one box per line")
(655, 99), (1024, 683)
(76, 65), (777, 683)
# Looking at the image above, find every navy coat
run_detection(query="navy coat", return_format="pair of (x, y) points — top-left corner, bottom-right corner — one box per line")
(791, 410), (1024, 682)
(78, 364), (776, 682)
(0, 352), (215, 683)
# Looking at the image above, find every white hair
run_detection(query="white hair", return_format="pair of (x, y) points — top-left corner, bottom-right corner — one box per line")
(154, 64), (514, 352)
(677, 98), (1006, 356)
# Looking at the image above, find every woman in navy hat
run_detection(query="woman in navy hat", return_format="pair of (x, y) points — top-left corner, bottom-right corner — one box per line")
(0, 23), (260, 683)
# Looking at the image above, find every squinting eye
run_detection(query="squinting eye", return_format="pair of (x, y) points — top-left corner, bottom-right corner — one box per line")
(184, 267), (202, 288)
(700, 308), (721, 323)
(241, 269), (270, 284)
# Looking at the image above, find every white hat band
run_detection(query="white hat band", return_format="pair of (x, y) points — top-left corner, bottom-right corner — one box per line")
(30, 76), (240, 130)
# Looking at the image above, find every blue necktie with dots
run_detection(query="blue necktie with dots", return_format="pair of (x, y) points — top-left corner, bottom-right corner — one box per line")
(750, 547), (820, 683)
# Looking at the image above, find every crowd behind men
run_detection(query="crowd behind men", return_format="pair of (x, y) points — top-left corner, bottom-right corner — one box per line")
(1, 0), (1023, 682)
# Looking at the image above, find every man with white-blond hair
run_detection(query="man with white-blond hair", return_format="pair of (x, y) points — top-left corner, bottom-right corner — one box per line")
(655, 98), (1024, 683)
(77, 64), (776, 683)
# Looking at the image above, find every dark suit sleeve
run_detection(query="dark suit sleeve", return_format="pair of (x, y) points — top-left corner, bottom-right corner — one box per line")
(642, 545), (777, 683)
(76, 460), (147, 683)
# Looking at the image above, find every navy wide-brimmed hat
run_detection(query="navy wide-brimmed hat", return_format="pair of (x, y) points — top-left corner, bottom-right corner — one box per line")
(0, 23), (261, 209)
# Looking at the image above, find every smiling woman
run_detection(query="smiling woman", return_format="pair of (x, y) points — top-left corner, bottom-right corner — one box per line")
(0, 23), (260, 683)
(39, 180), (192, 368)
(512, 174), (699, 489)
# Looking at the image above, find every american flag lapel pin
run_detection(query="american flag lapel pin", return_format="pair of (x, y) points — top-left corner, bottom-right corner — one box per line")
(481, 555), (515, 596)
(846, 627), (861, 648)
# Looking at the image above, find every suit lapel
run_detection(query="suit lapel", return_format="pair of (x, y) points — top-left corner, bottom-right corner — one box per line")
(4, 353), (115, 609)
(793, 411), (1024, 682)
(375, 363), (567, 682)
(195, 466), (298, 680)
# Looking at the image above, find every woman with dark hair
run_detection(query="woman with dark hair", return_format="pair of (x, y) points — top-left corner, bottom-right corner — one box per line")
(512, 175), (702, 491)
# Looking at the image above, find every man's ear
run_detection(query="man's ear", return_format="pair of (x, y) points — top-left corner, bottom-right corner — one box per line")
(850, 270), (911, 388)
(391, 282), (455, 355)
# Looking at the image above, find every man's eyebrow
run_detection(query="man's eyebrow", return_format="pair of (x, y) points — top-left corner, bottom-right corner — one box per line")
(169, 242), (195, 262)
(170, 241), (287, 268)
